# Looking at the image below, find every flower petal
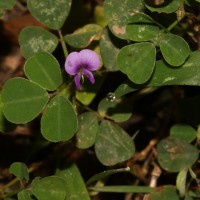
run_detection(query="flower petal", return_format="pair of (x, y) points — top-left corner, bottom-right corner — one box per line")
(65, 52), (81, 75)
(74, 74), (81, 90)
(83, 68), (95, 84)
(79, 49), (100, 71)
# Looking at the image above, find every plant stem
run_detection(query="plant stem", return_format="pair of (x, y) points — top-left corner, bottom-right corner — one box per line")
(167, 20), (179, 32)
(0, 178), (19, 197)
(166, 0), (185, 32)
(58, 29), (68, 58)
(180, 0), (185, 10)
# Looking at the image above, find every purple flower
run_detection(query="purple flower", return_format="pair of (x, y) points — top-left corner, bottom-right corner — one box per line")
(65, 49), (100, 90)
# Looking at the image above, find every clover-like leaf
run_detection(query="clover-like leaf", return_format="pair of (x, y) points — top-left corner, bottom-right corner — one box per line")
(27, 0), (72, 30)
(159, 34), (190, 66)
(157, 138), (199, 172)
(2, 78), (49, 124)
(19, 26), (58, 59)
(24, 52), (62, 91)
(95, 120), (135, 166)
(9, 162), (29, 181)
(41, 95), (78, 142)
(117, 42), (156, 84)
(31, 176), (66, 200)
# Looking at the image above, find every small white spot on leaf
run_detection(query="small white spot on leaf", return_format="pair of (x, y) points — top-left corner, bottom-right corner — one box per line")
(162, 76), (176, 83)
(138, 26), (145, 33)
